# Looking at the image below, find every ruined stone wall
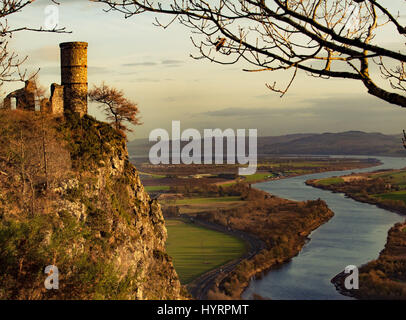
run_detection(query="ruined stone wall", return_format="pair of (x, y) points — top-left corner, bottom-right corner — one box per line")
(3, 80), (36, 111)
(60, 42), (88, 116)
(2, 43), (89, 117)
(49, 83), (64, 115)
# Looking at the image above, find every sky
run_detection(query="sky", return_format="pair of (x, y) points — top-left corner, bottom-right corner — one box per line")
(2, 0), (406, 140)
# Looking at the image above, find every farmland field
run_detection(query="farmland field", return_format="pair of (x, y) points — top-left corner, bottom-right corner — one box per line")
(243, 173), (274, 183)
(169, 196), (241, 205)
(374, 190), (406, 204)
(373, 170), (406, 188)
(144, 185), (170, 192)
(315, 177), (344, 186)
(165, 219), (246, 284)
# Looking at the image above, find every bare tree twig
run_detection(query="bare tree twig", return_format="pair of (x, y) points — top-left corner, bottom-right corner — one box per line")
(94, 0), (406, 108)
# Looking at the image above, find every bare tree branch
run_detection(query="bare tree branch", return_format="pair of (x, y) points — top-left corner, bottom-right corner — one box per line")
(95, 0), (406, 108)
(0, 0), (70, 87)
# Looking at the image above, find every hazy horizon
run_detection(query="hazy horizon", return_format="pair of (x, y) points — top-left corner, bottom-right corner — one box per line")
(3, 0), (406, 139)
(128, 129), (401, 142)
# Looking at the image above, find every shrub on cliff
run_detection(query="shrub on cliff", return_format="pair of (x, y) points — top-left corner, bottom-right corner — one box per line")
(0, 110), (182, 299)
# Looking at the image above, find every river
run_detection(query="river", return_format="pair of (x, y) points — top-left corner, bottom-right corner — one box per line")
(242, 156), (406, 300)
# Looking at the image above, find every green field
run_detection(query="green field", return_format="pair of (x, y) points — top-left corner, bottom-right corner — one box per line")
(144, 185), (170, 192)
(374, 170), (406, 188)
(165, 219), (246, 284)
(139, 172), (166, 179)
(316, 177), (344, 186)
(172, 196), (241, 205)
(243, 173), (274, 183)
(374, 190), (406, 204)
(286, 162), (325, 168)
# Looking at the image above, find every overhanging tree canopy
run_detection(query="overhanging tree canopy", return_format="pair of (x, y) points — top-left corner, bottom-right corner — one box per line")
(96, 0), (406, 107)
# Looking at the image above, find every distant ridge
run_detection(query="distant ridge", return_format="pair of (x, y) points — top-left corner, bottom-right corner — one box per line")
(128, 131), (405, 158)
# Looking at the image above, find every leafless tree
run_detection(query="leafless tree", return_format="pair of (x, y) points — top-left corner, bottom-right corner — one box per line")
(96, 0), (406, 107)
(0, 1), (69, 87)
(0, 109), (71, 215)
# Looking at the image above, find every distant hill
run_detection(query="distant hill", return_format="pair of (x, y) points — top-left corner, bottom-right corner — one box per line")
(259, 131), (404, 156)
(128, 131), (405, 158)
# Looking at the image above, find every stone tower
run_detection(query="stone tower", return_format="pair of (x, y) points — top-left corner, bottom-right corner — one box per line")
(60, 42), (88, 116)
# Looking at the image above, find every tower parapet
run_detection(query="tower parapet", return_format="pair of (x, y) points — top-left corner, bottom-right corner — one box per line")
(60, 42), (88, 116)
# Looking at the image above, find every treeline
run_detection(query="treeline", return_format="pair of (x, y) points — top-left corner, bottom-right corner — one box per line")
(170, 182), (273, 199)
(169, 183), (241, 198)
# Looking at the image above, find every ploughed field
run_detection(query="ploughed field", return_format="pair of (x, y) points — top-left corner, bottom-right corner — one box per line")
(165, 219), (246, 284)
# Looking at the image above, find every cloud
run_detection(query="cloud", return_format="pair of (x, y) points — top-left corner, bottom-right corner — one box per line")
(184, 94), (406, 137)
(196, 94), (404, 125)
(121, 59), (185, 68)
(201, 107), (274, 118)
(129, 77), (160, 83)
(122, 62), (157, 67)
(301, 95), (394, 113)
(161, 59), (184, 66)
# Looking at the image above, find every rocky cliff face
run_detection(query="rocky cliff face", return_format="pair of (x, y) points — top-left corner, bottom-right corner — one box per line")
(0, 112), (183, 299)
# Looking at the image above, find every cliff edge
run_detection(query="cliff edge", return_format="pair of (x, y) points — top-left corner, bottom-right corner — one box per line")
(0, 110), (183, 299)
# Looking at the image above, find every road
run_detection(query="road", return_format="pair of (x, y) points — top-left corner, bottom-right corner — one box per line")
(182, 215), (266, 300)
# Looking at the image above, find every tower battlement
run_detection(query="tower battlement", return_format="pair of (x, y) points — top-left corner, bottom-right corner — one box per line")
(60, 42), (88, 116)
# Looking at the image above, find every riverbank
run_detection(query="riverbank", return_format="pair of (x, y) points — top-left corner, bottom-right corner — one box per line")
(332, 221), (406, 299)
(221, 157), (382, 187)
(306, 170), (406, 216)
(306, 169), (406, 299)
(195, 187), (334, 299)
